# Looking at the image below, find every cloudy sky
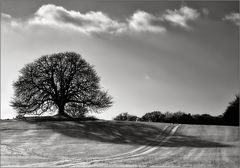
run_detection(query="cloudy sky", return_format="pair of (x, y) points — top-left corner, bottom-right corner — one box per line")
(1, 0), (239, 119)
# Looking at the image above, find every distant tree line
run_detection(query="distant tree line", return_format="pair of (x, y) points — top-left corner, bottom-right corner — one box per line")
(113, 112), (139, 121)
(114, 95), (239, 126)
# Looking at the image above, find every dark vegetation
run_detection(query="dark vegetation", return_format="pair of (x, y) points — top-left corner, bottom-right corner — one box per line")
(11, 52), (112, 118)
(113, 112), (139, 121)
(14, 115), (99, 122)
(222, 95), (239, 126)
(114, 95), (239, 126)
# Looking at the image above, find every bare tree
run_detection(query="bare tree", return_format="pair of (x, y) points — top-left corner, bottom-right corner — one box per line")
(11, 52), (113, 118)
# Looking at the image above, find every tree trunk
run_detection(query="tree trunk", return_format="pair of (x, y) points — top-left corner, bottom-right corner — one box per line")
(57, 104), (70, 118)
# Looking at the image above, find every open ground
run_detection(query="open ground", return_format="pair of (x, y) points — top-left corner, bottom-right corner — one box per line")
(1, 120), (239, 167)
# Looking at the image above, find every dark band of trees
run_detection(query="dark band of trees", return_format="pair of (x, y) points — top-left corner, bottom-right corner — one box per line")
(114, 95), (239, 126)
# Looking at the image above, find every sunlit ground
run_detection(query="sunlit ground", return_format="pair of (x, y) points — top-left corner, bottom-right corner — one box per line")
(1, 120), (239, 167)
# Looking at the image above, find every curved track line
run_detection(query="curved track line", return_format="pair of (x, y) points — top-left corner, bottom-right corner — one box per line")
(113, 124), (180, 158)
(84, 125), (174, 161)
(90, 125), (170, 160)
(115, 146), (187, 166)
(183, 148), (199, 160)
(21, 124), (181, 167)
(42, 133), (60, 145)
(73, 124), (181, 166)
(30, 125), (173, 167)
(25, 124), (175, 167)
(193, 148), (205, 160)
(110, 125), (183, 163)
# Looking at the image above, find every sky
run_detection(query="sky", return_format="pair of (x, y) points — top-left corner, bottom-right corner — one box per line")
(1, 0), (239, 119)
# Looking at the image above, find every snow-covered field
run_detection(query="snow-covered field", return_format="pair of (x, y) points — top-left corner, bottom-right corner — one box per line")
(1, 120), (239, 167)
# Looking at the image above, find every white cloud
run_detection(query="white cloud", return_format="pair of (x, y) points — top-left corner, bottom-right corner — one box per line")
(28, 4), (126, 34)
(163, 6), (200, 28)
(223, 12), (240, 26)
(127, 6), (200, 33)
(128, 10), (166, 33)
(1, 13), (12, 20)
(1, 13), (21, 27)
(2, 4), (201, 34)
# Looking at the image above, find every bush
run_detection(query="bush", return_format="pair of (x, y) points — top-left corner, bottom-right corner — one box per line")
(15, 114), (26, 120)
(141, 111), (165, 122)
(114, 112), (138, 121)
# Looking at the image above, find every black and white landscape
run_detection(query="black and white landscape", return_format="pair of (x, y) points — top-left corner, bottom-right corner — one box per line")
(1, 1), (239, 167)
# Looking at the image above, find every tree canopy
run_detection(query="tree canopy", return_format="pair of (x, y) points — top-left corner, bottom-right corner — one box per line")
(11, 52), (113, 118)
(113, 112), (139, 121)
(222, 95), (239, 126)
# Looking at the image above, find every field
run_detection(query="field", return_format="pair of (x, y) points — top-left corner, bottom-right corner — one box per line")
(1, 120), (239, 167)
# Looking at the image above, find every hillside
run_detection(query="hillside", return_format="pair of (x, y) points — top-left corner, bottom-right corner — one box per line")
(1, 120), (239, 167)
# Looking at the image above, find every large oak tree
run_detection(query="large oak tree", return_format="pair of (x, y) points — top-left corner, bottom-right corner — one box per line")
(11, 52), (113, 118)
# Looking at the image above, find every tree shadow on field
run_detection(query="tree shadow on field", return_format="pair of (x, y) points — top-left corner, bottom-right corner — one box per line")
(24, 120), (233, 148)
